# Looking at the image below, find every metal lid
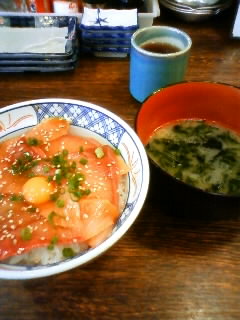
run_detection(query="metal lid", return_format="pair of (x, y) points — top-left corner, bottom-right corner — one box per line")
(160, 0), (233, 12)
(159, 0), (233, 21)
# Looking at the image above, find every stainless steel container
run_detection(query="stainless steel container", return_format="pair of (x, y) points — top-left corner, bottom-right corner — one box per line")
(159, 0), (233, 22)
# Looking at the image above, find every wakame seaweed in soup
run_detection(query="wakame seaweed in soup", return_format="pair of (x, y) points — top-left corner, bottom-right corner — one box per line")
(146, 120), (240, 196)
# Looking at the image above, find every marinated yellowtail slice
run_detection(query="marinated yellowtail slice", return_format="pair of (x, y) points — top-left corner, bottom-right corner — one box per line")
(0, 118), (129, 262)
(0, 118), (69, 194)
(24, 117), (70, 143)
(0, 195), (86, 260)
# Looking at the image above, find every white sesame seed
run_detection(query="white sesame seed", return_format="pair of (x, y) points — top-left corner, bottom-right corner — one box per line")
(17, 248), (25, 254)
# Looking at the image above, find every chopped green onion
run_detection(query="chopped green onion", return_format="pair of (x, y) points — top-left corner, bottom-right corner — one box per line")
(27, 138), (40, 147)
(10, 194), (24, 202)
(28, 172), (35, 178)
(56, 199), (65, 208)
(11, 152), (39, 175)
(84, 189), (91, 196)
(47, 175), (54, 182)
(79, 146), (84, 153)
(43, 165), (50, 174)
(62, 149), (69, 157)
(62, 247), (75, 258)
(51, 151), (68, 168)
(48, 211), (57, 225)
(71, 161), (77, 169)
(68, 173), (84, 193)
(50, 192), (59, 202)
(79, 158), (88, 165)
(27, 137), (41, 146)
(55, 172), (63, 185)
(95, 147), (105, 159)
(47, 176), (53, 182)
(70, 192), (81, 202)
(47, 236), (58, 250)
(20, 227), (32, 241)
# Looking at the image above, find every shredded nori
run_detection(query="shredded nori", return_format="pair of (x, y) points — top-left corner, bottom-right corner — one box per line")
(147, 120), (240, 195)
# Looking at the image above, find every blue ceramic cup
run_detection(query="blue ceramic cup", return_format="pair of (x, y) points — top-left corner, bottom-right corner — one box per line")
(129, 26), (192, 103)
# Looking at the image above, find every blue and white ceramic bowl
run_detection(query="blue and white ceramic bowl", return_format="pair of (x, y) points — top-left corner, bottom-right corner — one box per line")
(0, 98), (149, 279)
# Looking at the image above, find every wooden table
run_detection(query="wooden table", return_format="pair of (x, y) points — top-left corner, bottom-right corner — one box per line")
(0, 5), (240, 320)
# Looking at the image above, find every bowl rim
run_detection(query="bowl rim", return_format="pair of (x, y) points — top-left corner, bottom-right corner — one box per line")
(136, 80), (240, 106)
(135, 80), (240, 200)
(0, 98), (150, 280)
(131, 25), (192, 58)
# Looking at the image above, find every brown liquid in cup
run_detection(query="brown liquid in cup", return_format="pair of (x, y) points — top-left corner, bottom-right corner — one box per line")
(141, 42), (181, 54)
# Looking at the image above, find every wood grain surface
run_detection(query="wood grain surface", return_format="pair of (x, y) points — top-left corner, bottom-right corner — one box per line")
(0, 4), (240, 320)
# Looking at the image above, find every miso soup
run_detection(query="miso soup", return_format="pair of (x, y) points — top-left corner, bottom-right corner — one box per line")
(146, 120), (240, 196)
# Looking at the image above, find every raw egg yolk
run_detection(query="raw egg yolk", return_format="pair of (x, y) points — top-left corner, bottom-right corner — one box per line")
(23, 177), (54, 205)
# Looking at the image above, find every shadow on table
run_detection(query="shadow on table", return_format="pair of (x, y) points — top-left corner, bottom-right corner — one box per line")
(131, 164), (240, 255)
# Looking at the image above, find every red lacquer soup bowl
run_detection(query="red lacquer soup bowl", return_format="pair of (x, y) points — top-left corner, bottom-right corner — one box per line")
(136, 82), (240, 219)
